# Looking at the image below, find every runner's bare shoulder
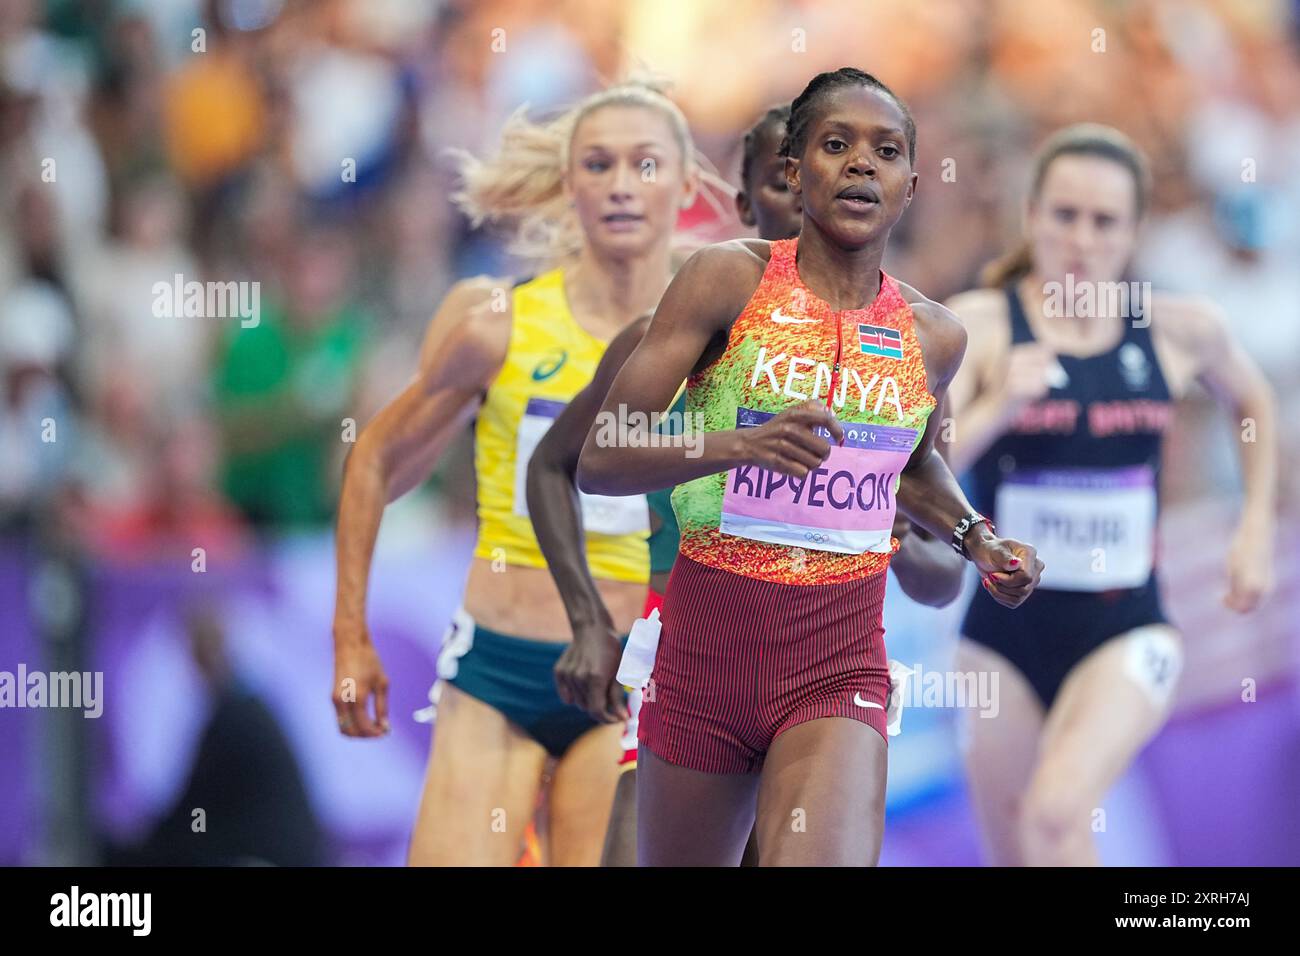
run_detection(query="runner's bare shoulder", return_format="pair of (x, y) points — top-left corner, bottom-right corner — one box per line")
(669, 239), (771, 331)
(894, 279), (968, 383)
(940, 285), (1014, 375)
(942, 286), (1008, 326)
(417, 275), (513, 389)
(678, 238), (771, 289)
(1147, 291), (1229, 354)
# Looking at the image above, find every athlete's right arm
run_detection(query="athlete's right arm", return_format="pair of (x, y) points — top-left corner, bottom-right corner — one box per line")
(526, 315), (651, 722)
(944, 289), (1053, 475)
(577, 242), (842, 496)
(332, 279), (510, 738)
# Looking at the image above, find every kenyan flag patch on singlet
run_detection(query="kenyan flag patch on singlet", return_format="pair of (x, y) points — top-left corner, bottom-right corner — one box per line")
(859, 323), (903, 360)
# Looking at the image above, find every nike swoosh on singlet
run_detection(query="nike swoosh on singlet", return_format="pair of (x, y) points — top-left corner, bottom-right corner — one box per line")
(853, 693), (884, 709)
(771, 308), (818, 325)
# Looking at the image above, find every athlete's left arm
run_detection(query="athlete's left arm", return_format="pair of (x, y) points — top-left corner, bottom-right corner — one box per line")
(1166, 297), (1278, 612)
(527, 315), (652, 722)
(895, 301), (1044, 609)
(889, 397), (966, 607)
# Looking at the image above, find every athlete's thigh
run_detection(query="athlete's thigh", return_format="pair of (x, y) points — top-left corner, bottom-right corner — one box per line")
(756, 716), (887, 867)
(954, 638), (1046, 867)
(598, 692), (642, 867)
(546, 721), (625, 866)
(600, 768), (638, 867)
(408, 681), (548, 866)
(636, 745), (758, 866)
(1034, 624), (1182, 802)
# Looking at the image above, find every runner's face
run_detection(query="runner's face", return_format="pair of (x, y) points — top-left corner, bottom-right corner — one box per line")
(787, 86), (915, 248)
(567, 105), (696, 259)
(1027, 154), (1140, 285)
(736, 122), (802, 241)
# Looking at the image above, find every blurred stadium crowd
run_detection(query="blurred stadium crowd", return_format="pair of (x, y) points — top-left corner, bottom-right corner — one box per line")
(2, 0), (1298, 550)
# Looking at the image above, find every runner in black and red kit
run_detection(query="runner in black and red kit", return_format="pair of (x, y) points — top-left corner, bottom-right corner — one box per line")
(945, 124), (1278, 866)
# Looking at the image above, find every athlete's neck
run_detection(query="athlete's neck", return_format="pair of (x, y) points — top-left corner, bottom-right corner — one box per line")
(1020, 272), (1121, 342)
(565, 243), (674, 334)
(793, 226), (885, 311)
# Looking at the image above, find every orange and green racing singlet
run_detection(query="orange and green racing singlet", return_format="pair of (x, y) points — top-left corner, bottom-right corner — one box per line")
(671, 238), (937, 585)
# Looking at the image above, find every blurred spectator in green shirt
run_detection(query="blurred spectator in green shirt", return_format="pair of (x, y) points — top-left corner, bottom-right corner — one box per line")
(213, 225), (368, 529)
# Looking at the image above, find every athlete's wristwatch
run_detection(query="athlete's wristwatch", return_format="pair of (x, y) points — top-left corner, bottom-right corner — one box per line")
(951, 512), (994, 559)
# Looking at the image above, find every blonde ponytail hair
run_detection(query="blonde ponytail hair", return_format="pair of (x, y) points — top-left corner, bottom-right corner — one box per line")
(449, 79), (731, 265)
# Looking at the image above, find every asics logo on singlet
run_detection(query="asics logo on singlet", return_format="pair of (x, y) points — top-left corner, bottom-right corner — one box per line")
(853, 693), (883, 710)
(531, 350), (568, 381)
(750, 346), (905, 419)
(771, 308), (818, 325)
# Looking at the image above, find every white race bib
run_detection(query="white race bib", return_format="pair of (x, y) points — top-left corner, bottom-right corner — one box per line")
(513, 397), (650, 537)
(995, 465), (1156, 591)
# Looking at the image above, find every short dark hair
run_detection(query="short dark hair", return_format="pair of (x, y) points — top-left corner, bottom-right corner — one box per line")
(739, 104), (791, 188)
(779, 67), (915, 163)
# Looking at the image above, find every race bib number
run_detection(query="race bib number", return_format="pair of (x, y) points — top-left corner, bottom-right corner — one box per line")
(513, 397), (650, 537)
(719, 408), (917, 554)
(995, 465), (1156, 591)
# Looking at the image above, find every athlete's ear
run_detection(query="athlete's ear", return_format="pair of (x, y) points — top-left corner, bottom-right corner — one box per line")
(735, 188), (756, 227)
(785, 156), (801, 197)
(904, 171), (918, 208)
(679, 164), (700, 210)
